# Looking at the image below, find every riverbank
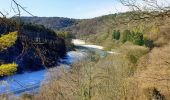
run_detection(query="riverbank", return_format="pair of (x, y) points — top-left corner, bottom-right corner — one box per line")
(0, 39), (108, 95)
(72, 39), (120, 54)
(0, 50), (87, 95)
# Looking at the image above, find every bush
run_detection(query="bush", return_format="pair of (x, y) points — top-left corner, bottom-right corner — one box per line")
(57, 31), (74, 39)
(0, 31), (18, 51)
(33, 51), (137, 100)
(122, 30), (131, 43)
(124, 44), (149, 64)
(133, 32), (144, 46)
(144, 87), (165, 100)
(21, 93), (34, 100)
(113, 30), (120, 40)
(0, 63), (18, 76)
(121, 30), (145, 46)
(57, 31), (74, 50)
(144, 38), (154, 48)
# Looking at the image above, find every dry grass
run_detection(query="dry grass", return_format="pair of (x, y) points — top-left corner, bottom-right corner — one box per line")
(0, 94), (19, 100)
(125, 43), (170, 100)
(21, 43), (148, 100)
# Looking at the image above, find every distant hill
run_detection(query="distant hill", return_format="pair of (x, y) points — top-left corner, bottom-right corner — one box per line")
(66, 14), (115, 37)
(14, 15), (115, 37)
(16, 17), (80, 31)
(66, 13), (170, 48)
(17, 13), (170, 48)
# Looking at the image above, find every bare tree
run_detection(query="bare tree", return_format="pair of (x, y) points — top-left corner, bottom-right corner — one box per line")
(118, 0), (170, 22)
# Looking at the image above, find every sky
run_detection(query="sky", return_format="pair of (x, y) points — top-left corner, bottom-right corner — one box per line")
(0, 0), (129, 19)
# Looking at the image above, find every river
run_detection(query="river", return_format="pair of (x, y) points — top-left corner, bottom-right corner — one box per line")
(0, 39), (109, 95)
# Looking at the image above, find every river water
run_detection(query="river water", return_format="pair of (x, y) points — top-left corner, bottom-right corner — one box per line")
(0, 39), (109, 95)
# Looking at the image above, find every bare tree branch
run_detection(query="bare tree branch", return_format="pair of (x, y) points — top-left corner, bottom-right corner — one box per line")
(0, 11), (5, 18)
(11, 0), (34, 17)
(118, 0), (170, 23)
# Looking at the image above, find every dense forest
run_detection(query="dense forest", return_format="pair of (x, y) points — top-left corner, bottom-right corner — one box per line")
(0, 18), (66, 74)
(15, 17), (80, 31)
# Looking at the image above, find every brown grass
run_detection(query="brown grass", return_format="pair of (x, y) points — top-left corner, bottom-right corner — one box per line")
(125, 43), (170, 100)
(23, 43), (148, 100)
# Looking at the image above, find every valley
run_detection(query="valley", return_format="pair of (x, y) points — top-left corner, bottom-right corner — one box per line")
(1, 1), (170, 99)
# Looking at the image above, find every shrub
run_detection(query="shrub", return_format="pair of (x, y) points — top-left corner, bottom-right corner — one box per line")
(121, 30), (145, 46)
(144, 38), (154, 48)
(144, 87), (165, 100)
(57, 31), (74, 39)
(133, 32), (145, 46)
(21, 93), (34, 100)
(0, 31), (18, 51)
(0, 63), (18, 76)
(113, 30), (120, 40)
(118, 43), (149, 76)
(124, 44), (149, 64)
(122, 30), (131, 43)
(57, 31), (74, 50)
(134, 37), (144, 46)
(33, 51), (137, 100)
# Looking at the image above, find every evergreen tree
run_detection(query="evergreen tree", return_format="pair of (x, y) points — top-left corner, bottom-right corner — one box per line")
(113, 30), (120, 40)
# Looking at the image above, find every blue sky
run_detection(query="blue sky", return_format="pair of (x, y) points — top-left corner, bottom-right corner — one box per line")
(0, 0), (128, 19)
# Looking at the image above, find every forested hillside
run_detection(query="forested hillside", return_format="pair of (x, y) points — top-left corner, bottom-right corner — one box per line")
(0, 18), (66, 74)
(20, 13), (170, 50)
(66, 12), (170, 50)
